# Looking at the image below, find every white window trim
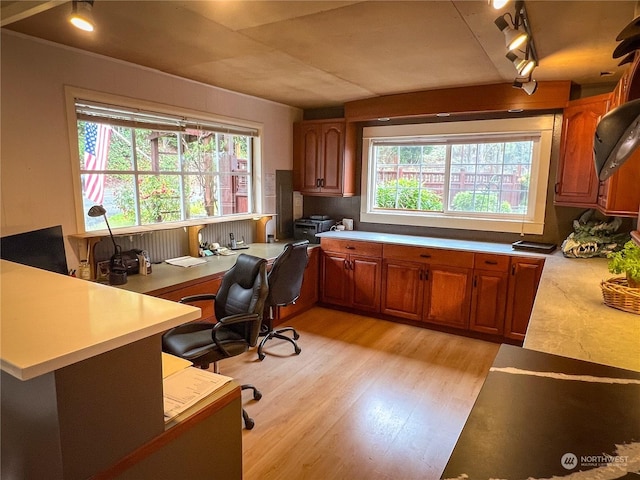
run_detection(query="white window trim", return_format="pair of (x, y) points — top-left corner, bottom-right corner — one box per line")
(64, 86), (264, 234)
(360, 116), (554, 235)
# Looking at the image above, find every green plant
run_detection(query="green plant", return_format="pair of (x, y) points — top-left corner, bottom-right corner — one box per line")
(608, 241), (640, 287)
(376, 178), (443, 211)
(451, 191), (512, 213)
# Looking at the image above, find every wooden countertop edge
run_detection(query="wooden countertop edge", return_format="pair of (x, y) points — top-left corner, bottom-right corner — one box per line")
(90, 383), (241, 480)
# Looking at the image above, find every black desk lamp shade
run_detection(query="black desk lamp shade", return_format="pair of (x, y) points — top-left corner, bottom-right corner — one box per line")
(594, 98), (640, 181)
(87, 205), (127, 285)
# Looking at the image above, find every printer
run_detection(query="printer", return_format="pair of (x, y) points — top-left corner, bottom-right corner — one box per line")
(293, 215), (335, 244)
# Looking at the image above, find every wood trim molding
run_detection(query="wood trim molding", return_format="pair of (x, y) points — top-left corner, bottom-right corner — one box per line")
(344, 81), (572, 121)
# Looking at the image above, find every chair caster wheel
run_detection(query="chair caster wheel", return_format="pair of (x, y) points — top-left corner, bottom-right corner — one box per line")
(293, 332), (300, 340)
(294, 346), (301, 355)
(258, 352), (265, 361)
(245, 418), (255, 430)
(254, 391), (262, 401)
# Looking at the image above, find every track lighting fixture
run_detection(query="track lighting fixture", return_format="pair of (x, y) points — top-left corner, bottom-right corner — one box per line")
(494, 1), (539, 95)
(494, 14), (528, 51)
(69, 0), (95, 32)
(506, 51), (536, 77)
(513, 78), (538, 95)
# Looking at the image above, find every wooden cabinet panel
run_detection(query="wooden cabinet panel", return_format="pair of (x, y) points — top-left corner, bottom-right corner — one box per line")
(350, 255), (382, 312)
(157, 277), (223, 322)
(383, 244), (474, 268)
(319, 123), (344, 194)
(555, 94), (610, 207)
(424, 266), (472, 329)
(321, 238), (383, 257)
(381, 260), (423, 321)
(470, 269), (508, 335)
(276, 247), (319, 323)
(504, 256), (545, 342)
(597, 150), (640, 216)
(320, 251), (350, 306)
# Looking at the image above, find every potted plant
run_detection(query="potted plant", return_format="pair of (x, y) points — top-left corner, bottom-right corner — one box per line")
(608, 240), (640, 288)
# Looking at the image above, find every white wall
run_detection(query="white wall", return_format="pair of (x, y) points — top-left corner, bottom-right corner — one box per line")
(1, 31), (302, 267)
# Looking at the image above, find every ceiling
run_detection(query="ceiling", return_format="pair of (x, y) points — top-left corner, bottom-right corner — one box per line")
(2, 1), (638, 109)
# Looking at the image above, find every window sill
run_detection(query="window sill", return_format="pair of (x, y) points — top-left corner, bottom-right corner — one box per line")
(70, 213), (276, 239)
(360, 211), (543, 235)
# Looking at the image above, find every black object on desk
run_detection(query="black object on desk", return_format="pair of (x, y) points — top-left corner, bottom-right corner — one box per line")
(512, 240), (557, 254)
(441, 344), (640, 479)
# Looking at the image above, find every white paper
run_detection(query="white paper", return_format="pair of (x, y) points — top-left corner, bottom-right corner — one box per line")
(165, 256), (207, 267)
(163, 367), (233, 422)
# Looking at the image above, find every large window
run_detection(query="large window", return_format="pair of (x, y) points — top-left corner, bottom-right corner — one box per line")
(72, 98), (260, 232)
(361, 116), (554, 234)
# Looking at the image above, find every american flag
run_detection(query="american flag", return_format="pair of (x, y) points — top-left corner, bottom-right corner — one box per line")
(83, 122), (111, 204)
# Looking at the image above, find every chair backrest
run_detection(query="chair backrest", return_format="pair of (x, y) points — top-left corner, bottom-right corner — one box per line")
(266, 240), (310, 307)
(215, 254), (269, 346)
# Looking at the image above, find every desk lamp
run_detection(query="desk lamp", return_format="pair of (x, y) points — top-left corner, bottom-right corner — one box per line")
(88, 205), (127, 285)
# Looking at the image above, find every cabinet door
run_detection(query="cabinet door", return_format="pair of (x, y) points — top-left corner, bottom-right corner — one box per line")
(469, 269), (508, 335)
(318, 122), (345, 194)
(350, 255), (382, 313)
(381, 259), (424, 321)
(424, 265), (472, 329)
(597, 150), (640, 216)
(294, 122), (321, 193)
(555, 94), (610, 207)
(320, 250), (350, 306)
(504, 257), (545, 342)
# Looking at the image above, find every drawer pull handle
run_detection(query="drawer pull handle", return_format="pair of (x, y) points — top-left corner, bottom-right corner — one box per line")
(420, 254), (431, 258)
(484, 260), (498, 265)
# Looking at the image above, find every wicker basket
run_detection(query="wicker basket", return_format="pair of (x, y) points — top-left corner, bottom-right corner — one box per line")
(601, 277), (640, 315)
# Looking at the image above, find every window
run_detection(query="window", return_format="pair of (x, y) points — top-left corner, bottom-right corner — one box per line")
(361, 116), (554, 234)
(72, 98), (260, 232)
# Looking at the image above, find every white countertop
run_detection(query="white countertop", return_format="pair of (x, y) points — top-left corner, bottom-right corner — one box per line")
(0, 260), (200, 381)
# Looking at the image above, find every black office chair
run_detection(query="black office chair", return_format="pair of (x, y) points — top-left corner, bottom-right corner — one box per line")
(257, 239), (309, 361)
(162, 254), (268, 430)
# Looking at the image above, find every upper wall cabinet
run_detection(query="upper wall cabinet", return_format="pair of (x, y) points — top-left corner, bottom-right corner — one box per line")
(293, 119), (355, 196)
(555, 54), (640, 217)
(598, 64), (640, 217)
(555, 93), (611, 208)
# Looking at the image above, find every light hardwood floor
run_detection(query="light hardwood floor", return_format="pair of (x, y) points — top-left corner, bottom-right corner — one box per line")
(220, 307), (499, 480)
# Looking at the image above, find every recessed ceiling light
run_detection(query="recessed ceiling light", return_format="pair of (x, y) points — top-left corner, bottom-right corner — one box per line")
(600, 71), (615, 77)
(436, 113), (451, 117)
(508, 109), (524, 113)
(377, 117), (390, 122)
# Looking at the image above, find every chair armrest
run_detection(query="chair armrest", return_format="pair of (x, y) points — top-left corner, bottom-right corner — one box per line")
(179, 293), (217, 304)
(215, 312), (260, 327)
(211, 313), (260, 356)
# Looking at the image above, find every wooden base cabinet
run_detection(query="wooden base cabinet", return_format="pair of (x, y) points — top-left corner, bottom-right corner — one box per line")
(380, 245), (474, 330)
(504, 256), (545, 342)
(320, 239), (382, 313)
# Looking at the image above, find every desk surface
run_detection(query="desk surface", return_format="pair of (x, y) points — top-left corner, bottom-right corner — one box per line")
(118, 242), (294, 295)
(441, 344), (640, 479)
(0, 260), (200, 380)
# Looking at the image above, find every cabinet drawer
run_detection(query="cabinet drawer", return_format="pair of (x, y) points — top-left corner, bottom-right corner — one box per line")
(383, 244), (474, 268)
(321, 238), (382, 257)
(474, 253), (510, 272)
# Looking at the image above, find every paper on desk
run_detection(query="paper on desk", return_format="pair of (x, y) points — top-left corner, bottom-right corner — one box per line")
(161, 352), (192, 379)
(163, 367), (233, 422)
(165, 256), (207, 267)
